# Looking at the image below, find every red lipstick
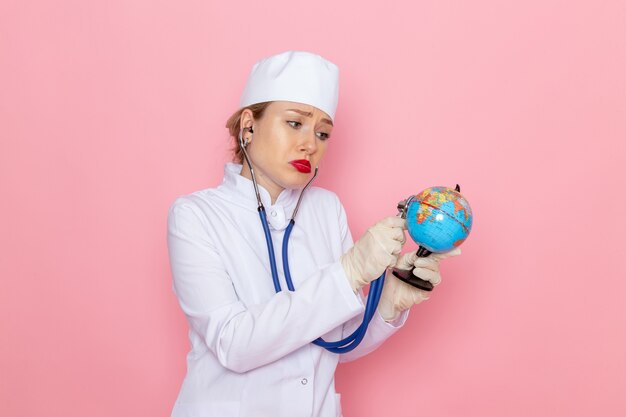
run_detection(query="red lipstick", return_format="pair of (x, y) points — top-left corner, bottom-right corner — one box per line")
(289, 159), (311, 173)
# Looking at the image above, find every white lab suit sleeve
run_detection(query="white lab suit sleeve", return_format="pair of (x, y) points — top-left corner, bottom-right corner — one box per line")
(167, 199), (365, 373)
(334, 200), (410, 363)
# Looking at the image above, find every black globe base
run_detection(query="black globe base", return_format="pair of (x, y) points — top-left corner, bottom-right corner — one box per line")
(391, 246), (434, 292)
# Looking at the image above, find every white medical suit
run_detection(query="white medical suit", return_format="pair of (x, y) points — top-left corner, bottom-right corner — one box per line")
(167, 163), (409, 417)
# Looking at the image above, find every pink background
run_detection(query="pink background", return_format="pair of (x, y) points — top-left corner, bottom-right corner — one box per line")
(1, 0), (625, 416)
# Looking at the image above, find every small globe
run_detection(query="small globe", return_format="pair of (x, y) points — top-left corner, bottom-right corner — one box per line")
(406, 186), (473, 253)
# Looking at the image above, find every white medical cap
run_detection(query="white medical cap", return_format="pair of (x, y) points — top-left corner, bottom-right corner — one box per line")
(239, 50), (339, 121)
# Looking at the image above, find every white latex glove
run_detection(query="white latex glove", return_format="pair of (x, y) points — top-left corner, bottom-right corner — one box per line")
(378, 247), (462, 322)
(340, 216), (407, 292)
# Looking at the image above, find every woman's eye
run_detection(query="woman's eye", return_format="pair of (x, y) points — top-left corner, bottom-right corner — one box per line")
(287, 120), (330, 140)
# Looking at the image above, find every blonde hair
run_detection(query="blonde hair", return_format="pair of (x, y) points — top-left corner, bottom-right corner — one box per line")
(225, 102), (272, 163)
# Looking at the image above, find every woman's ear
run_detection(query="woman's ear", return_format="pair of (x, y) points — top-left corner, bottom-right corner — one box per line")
(240, 108), (254, 131)
(239, 109), (254, 147)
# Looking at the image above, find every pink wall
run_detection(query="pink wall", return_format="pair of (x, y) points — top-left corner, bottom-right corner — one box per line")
(1, 1), (625, 416)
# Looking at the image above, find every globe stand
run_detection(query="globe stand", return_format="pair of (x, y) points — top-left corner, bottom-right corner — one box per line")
(391, 246), (434, 291)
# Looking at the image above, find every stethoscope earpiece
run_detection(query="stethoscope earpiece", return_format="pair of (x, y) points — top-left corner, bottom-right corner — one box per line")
(242, 126), (253, 148)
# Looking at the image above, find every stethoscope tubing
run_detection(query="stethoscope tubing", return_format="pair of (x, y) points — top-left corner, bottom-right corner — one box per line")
(260, 212), (385, 353)
(240, 127), (384, 353)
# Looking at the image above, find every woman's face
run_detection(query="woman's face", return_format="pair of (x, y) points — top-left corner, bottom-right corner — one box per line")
(239, 101), (333, 198)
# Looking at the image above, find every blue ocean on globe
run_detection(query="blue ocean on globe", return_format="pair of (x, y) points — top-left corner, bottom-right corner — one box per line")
(406, 186), (473, 253)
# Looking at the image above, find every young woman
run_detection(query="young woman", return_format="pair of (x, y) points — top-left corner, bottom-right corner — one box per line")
(167, 50), (460, 417)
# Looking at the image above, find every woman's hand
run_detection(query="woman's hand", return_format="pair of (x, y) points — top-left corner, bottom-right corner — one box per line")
(340, 216), (407, 292)
(378, 247), (462, 322)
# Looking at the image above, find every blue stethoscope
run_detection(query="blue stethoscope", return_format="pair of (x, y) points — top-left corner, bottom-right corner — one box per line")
(238, 127), (385, 353)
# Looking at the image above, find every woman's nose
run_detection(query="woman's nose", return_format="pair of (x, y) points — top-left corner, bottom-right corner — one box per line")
(299, 131), (318, 154)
